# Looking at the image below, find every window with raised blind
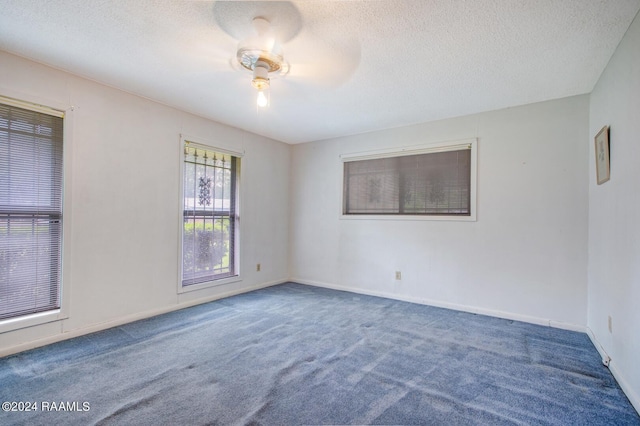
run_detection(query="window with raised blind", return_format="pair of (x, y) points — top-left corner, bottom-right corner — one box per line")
(343, 142), (474, 217)
(0, 100), (64, 320)
(181, 142), (239, 287)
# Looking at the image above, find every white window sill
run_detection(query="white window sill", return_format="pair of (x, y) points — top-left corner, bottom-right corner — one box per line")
(0, 310), (67, 334)
(340, 214), (476, 222)
(177, 275), (242, 294)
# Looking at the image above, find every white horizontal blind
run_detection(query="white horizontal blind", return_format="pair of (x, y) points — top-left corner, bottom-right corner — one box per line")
(0, 101), (63, 320)
(182, 143), (238, 286)
(343, 148), (471, 215)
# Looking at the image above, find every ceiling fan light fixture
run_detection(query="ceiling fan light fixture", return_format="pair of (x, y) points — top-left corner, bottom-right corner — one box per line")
(235, 17), (288, 108)
(251, 60), (270, 90)
(256, 90), (268, 108)
(252, 60), (270, 107)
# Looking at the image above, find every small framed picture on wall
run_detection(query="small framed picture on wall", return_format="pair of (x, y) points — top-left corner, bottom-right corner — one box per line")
(595, 125), (610, 185)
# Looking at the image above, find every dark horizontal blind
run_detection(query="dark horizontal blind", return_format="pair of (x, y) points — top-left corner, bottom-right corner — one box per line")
(343, 148), (471, 215)
(0, 102), (63, 320)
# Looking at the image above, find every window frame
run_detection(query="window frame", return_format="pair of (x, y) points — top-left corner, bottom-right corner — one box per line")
(177, 134), (243, 294)
(340, 138), (477, 221)
(0, 94), (72, 334)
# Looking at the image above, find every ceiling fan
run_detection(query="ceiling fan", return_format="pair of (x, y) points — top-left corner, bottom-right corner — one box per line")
(213, 1), (360, 108)
(235, 16), (289, 107)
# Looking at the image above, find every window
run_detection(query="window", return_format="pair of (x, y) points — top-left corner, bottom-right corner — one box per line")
(342, 140), (476, 219)
(0, 99), (64, 321)
(180, 140), (240, 289)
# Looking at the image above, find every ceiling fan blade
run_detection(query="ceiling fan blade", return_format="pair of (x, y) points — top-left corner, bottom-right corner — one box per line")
(213, 1), (360, 90)
(283, 30), (361, 88)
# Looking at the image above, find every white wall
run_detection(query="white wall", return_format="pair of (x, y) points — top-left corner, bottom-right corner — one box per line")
(588, 12), (640, 412)
(0, 51), (290, 354)
(290, 95), (590, 329)
(1, 24), (637, 412)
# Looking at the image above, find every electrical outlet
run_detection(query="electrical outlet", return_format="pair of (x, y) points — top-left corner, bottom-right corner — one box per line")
(608, 315), (612, 333)
(256, 263), (261, 272)
(395, 271), (401, 280)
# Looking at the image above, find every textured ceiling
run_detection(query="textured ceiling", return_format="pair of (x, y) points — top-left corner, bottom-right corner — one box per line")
(0, 1), (639, 144)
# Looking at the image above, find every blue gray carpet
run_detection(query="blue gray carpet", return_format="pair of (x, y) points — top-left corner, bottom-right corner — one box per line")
(0, 283), (638, 425)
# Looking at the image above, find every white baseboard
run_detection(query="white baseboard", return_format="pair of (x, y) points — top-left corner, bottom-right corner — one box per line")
(3, 278), (637, 416)
(586, 327), (640, 415)
(291, 278), (586, 333)
(586, 326), (612, 366)
(0, 279), (286, 358)
(294, 278), (640, 415)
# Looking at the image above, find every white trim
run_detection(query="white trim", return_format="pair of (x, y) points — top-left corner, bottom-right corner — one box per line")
(586, 327), (640, 415)
(60, 104), (74, 337)
(0, 279), (286, 359)
(180, 133), (245, 158)
(339, 212), (477, 222)
(0, 310), (68, 334)
(0, 96), (74, 333)
(291, 278), (586, 333)
(470, 138), (478, 221)
(586, 326), (611, 365)
(0, 94), (65, 118)
(609, 362), (640, 416)
(177, 134), (243, 294)
(340, 138), (475, 162)
(339, 138), (478, 221)
(178, 275), (243, 294)
(301, 278), (638, 413)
